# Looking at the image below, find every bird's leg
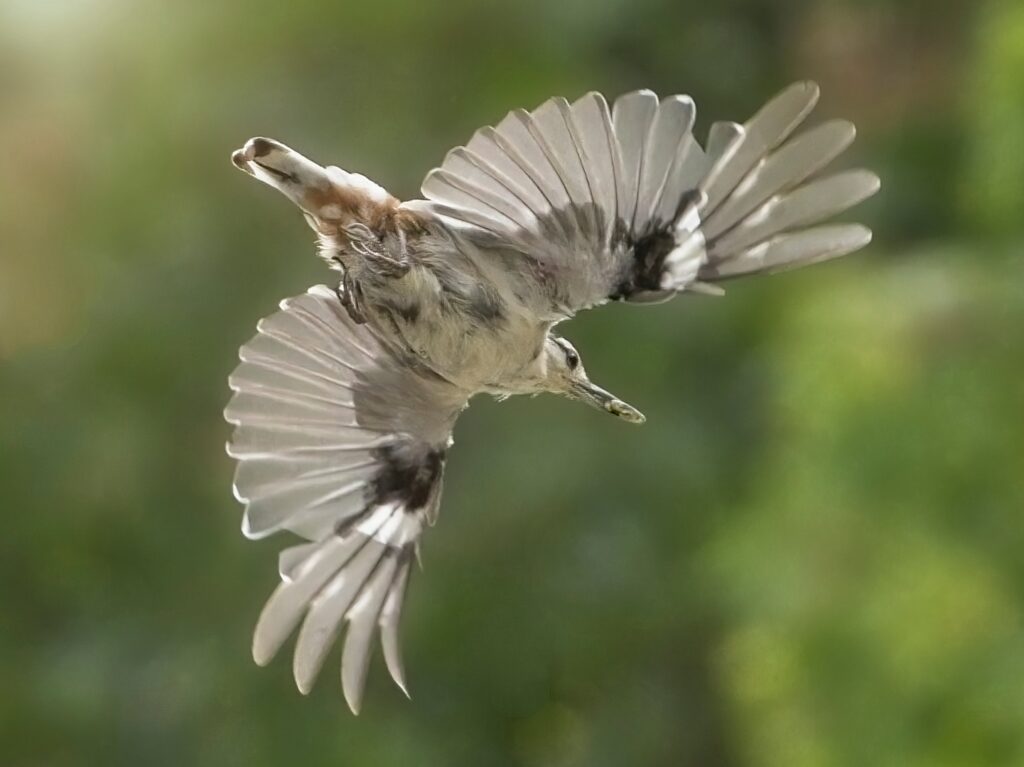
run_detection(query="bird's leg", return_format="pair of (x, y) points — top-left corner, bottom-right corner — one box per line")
(342, 273), (368, 325)
(332, 227), (412, 324)
(345, 224), (410, 279)
(332, 258), (367, 324)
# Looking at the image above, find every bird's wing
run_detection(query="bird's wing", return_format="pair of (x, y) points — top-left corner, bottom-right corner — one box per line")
(410, 81), (879, 317)
(224, 285), (468, 713)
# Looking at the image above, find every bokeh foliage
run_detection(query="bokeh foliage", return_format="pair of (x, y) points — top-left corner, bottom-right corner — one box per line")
(1, 1), (1021, 765)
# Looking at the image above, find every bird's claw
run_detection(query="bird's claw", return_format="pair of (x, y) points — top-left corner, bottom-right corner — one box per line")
(334, 261), (368, 324)
(347, 226), (411, 279)
(366, 252), (410, 279)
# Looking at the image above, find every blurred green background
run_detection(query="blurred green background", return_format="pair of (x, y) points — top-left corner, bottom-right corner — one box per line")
(2, 0), (1022, 765)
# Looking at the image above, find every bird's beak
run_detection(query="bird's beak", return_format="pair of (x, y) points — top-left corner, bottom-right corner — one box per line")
(569, 380), (646, 424)
(231, 137), (337, 224)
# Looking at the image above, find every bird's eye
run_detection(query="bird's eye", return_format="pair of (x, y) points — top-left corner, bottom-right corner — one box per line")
(565, 349), (580, 370)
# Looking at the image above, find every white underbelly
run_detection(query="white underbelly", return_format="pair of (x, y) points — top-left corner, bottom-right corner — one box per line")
(361, 268), (544, 393)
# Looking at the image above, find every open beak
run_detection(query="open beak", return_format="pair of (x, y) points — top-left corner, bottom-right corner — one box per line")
(570, 380), (646, 424)
(231, 137), (334, 219)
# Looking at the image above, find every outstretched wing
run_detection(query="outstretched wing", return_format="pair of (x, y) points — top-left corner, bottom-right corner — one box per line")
(413, 81), (879, 318)
(224, 285), (468, 712)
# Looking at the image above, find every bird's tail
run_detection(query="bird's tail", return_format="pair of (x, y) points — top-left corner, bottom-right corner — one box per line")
(231, 136), (400, 235)
(662, 82), (880, 293)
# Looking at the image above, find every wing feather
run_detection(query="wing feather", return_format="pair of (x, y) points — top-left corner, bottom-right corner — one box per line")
(495, 109), (578, 241)
(466, 128), (556, 223)
(421, 168), (523, 234)
(440, 148), (546, 236)
(567, 92), (619, 246)
(379, 549), (414, 694)
(636, 95), (696, 236)
(705, 121), (744, 166)
(652, 101), (708, 229)
(709, 169), (881, 257)
(226, 285), (468, 711)
(252, 532), (369, 667)
(340, 549), (402, 712)
(701, 119), (857, 240)
(611, 89), (659, 229)
(700, 81), (820, 216)
(418, 81), (878, 314)
(530, 97), (600, 241)
(293, 534), (391, 695)
(702, 223), (873, 279)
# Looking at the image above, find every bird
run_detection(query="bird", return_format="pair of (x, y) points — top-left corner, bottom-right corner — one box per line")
(225, 81), (880, 712)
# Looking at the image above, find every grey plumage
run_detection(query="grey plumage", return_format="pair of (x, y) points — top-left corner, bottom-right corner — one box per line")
(225, 81), (880, 712)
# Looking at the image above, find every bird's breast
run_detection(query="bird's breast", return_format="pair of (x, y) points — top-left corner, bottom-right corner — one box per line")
(360, 264), (545, 393)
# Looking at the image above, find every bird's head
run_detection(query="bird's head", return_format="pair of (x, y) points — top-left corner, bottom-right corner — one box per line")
(231, 137), (398, 236)
(541, 336), (645, 424)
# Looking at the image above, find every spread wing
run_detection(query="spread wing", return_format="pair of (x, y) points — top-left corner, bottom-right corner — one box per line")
(224, 285), (468, 712)
(412, 81), (880, 318)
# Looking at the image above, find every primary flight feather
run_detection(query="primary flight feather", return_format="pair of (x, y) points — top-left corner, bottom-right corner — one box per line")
(225, 81), (880, 712)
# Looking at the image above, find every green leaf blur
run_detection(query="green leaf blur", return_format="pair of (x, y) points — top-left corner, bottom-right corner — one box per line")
(1, 1), (1020, 765)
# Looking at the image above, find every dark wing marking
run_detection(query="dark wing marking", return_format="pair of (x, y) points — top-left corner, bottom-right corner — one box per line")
(225, 285), (468, 712)
(412, 82), (879, 317)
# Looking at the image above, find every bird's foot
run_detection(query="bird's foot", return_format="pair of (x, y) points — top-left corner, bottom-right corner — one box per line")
(334, 263), (368, 324)
(346, 224), (411, 279)
(365, 251), (410, 279)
